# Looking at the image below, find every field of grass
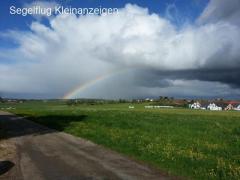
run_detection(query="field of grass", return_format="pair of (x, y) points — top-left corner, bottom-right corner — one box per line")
(1, 100), (240, 179)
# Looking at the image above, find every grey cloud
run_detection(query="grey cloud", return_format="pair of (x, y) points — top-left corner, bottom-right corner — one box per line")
(147, 68), (240, 88)
(197, 0), (240, 25)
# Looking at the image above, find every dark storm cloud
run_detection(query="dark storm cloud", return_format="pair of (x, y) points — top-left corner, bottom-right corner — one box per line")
(151, 68), (240, 88)
(130, 67), (240, 89)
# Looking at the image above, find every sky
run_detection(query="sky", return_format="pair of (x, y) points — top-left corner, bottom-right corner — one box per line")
(0, 0), (240, 99)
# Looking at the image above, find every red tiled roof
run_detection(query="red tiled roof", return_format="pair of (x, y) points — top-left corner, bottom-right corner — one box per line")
(228, 101), (240, 105)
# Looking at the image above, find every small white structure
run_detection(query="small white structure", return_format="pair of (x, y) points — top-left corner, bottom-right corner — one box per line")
(225, 104), (234, 110)
(234, 105), (240, 111)
(207, 103), (222, 111)
(145, 105), (153, 108)
(155, 106), (173, 108)
(145, 98), (154, 102)
(145, 105), (173, 109)
(189, 101), (201, 109)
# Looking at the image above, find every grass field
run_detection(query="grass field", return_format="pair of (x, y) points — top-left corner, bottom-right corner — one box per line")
(1, 100), (240, 179)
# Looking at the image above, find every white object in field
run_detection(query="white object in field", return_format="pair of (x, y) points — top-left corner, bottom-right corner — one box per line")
(128, 106), (135, 109)
(154, 106), (173, 108)
(145, 106), (153, 108)
(145, 105), (173, 109)
(189, 101), (201, 109)
(234, 105), (240, 111)
(207, 103), (222, 111)
(225, 104), (234, 110)
(145, 98), (154, 102)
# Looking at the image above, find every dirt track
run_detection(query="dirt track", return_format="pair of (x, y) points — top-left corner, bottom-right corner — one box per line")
(0, 111), (176, 180)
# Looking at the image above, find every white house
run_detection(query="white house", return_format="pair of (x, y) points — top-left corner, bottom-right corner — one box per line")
(234, 105), (240, 111)
(207, 103), (222, 111)
(225, 104), (234, 110)
(189, 101), (201, 109)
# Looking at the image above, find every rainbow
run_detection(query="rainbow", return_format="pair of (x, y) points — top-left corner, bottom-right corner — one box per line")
(63, 69), (125, 99)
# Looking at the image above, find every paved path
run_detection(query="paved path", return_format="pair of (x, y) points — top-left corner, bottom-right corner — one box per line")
(0, 111), (176, 180)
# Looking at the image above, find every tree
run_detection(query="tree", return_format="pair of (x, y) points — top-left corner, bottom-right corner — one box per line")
(164, 96), (169, 100)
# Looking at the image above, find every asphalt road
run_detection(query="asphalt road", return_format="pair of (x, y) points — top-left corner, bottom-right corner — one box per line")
(0, 111), (175, 180)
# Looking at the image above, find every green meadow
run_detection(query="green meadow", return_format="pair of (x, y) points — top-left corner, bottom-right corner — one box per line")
(1, 100), (240, 179)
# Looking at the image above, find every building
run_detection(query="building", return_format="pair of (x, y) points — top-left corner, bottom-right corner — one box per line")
(207, 103), (222, 111)
(225, 101), (240, 111)
(189, 101), (201, 109)
(234, 105), (240, 111)
(225, 104), (234, 110)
